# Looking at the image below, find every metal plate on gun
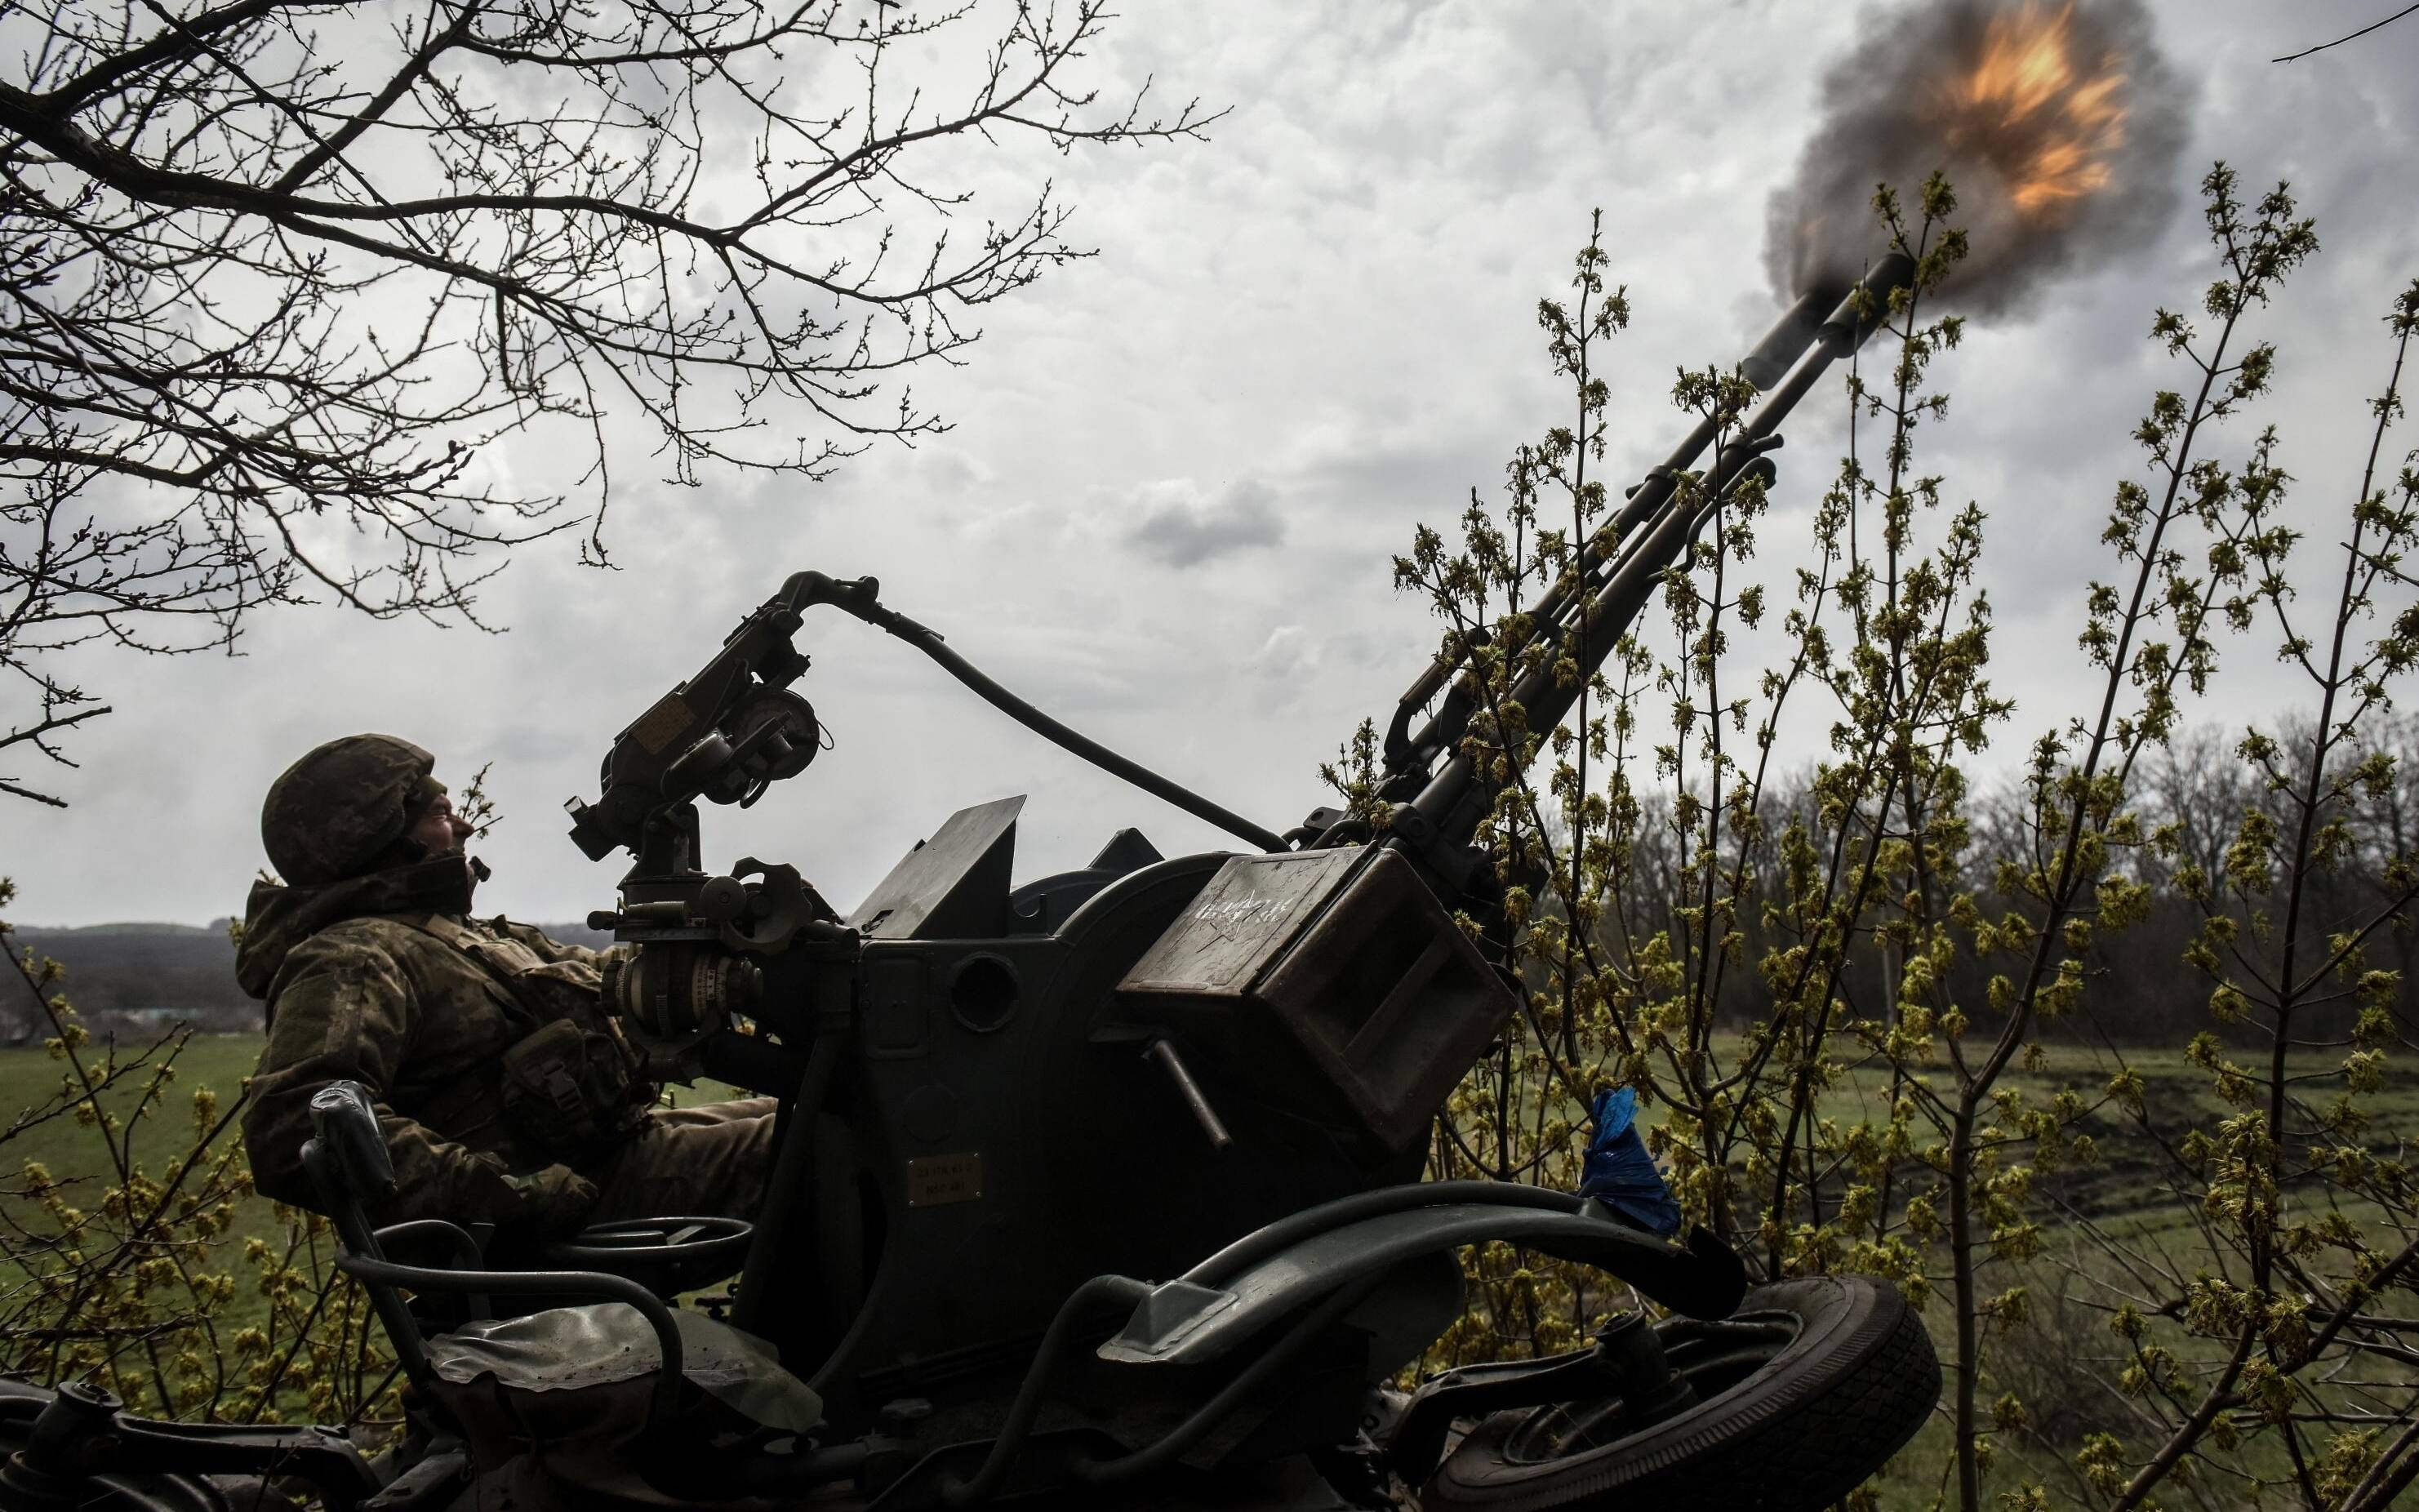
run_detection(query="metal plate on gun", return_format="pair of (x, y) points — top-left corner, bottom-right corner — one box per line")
(905, 1153), (983, 1207)
(628, 692), (697, 755)
(850, 796), (1026, 940)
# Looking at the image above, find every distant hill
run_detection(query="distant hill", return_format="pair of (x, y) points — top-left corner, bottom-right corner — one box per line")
(7, 922), (247, 1038)
(2, 918), (615, 1043)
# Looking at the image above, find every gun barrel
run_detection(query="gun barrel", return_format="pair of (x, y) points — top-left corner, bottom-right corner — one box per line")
(1397, 251), (1918, 874)
(1739, 289), (1834, 391)
(1376, 278), (1879, 784)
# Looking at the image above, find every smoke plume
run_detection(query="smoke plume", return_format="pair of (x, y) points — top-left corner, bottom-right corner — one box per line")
(1766, 0), (2191, 318)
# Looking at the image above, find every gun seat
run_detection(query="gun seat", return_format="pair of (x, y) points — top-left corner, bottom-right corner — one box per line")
(299, 1083), (820, 1489)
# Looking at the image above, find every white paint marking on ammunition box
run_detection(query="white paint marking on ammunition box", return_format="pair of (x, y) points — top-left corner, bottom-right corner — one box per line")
(1187, 894), (1298, 927)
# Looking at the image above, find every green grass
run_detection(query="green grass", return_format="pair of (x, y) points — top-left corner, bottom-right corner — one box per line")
(0, 1031), (271, 1252)
(1772, 1039), (2419, 1510)
(0, 1030), (263, 1182)
(0, 1033), (289, 1361)
(1629, 1036), (2419, 1244)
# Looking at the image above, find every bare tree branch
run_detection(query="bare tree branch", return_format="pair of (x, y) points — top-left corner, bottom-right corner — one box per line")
(0, 0), (1219, 801)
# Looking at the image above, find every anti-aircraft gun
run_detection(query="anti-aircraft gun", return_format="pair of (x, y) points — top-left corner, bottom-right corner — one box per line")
(534, 251), (1929, 1488)
(0, 254), (1934, 1512)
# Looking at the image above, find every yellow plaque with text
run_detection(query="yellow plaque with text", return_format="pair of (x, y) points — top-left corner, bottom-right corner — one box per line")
(905, 1153), (983, 1207)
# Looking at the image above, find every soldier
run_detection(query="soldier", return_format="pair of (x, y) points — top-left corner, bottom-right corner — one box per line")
(238, 733), (778, 1236)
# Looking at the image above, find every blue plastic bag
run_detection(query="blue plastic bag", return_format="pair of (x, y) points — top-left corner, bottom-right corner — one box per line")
(1577, 1087), (1682, 1238)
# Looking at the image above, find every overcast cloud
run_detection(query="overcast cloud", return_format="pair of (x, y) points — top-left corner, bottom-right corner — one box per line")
(1124, 479), (1287, 567)
(6, 0), (2417, 931)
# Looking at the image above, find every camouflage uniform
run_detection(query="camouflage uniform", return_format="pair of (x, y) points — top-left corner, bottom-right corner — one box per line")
(239, 736), (776, 1234)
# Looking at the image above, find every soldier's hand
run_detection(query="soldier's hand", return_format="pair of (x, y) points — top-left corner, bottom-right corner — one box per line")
(507, 1163), (599, 1234)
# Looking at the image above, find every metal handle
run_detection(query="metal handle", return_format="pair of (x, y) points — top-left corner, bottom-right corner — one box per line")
(1145, 1038), (1233, 1150)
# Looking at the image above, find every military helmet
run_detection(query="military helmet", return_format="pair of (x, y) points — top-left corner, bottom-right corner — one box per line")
(261, 734), (441, 885)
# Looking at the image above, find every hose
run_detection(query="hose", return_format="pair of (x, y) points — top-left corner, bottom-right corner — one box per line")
(784, 571), (1289, 853)
(938, 1274), (1154, 1507)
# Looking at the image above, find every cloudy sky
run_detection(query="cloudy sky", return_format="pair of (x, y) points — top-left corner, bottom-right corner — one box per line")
(7, 0), (2417, 928)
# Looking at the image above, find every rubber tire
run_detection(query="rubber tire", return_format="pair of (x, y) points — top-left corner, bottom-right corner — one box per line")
(1421, 1276), (1938, 1512)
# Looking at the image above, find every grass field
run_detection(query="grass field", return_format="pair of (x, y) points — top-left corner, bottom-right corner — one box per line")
(0, 1030), (287, 1338)
(0, 1030), (274, 1254)
(0, 1029), (265, 1182)
(1629, 1036), (2419, 1236)
(1770, 1039), (2419, 1510)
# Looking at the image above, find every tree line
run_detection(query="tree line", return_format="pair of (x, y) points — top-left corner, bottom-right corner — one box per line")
(1604, 714), (2419, 1048)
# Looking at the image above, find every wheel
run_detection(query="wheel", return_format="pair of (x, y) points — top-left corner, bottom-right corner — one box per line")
(540, 1214), (754, 1295)
(1421, 1276), (1938, 1512)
